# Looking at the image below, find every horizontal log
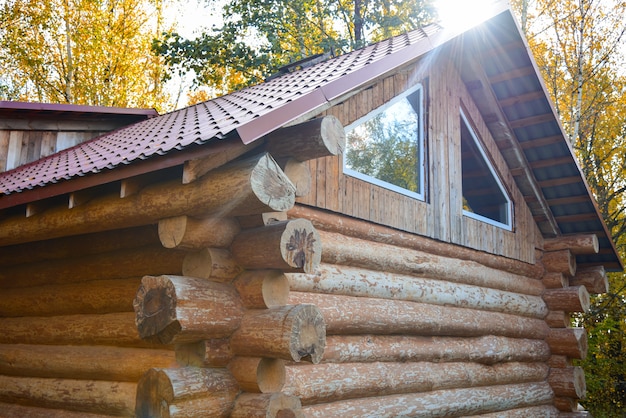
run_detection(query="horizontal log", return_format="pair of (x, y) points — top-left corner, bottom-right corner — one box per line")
(287, 263), (548, 318)
(0, 152), (295, 247)
(554, 397), (578, 412)
(543, 286), (590, 313)
(231, 219), (321, 273)
(284, 361), (549, 405)
(543, 272), (568, 289)
(182, 248), (242, 282)
(230, 305), (326, 364)
(236, 211), (288, 229)
(544, 234), (599, 255)
(0, 245), (185, 289)
(0, 344), (175, 382)
(135, 367), (238, 418)
(0, 312), (163, 348)
(175, 339), (232, 368)
(300, 382), (554, 417)
(158, 216), (240, 250)
(233, 270), (290, 309)
(0, 402), (112, 418)
(543, 249), (577, 277)
(231, 393), (303, 418)
(228, 357), (285, 393)
(570, 265), (609, 294)
(316, 230), (544, 296)
(288, 205), (545, 279)
(0, 224), (159, 267)
(549, 355), (572, 368)
(546, 328), (588, 359)
(288, 292), (550, 339)
(264, 115), (346, 161)
(549, 366), (586, 398)
(545, 311), (569, 328)
(0, 278), (141, 317)
(321, 335), (551, 364)
(134, 275), (243, 344)
(474, 405), (560, 417)
(0, 375), (135, 416)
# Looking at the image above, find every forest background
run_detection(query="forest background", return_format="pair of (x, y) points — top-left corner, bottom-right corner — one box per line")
(0, 0), (625, 415)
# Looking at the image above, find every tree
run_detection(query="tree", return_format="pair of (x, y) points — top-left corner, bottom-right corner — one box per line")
(153, 0), (437, 96)
(512, 1), (626, 415)
(0, 0), (172, 111)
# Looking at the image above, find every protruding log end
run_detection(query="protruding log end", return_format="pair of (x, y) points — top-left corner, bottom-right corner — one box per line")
(229, 357), (286, 393)
(250, 153), (297, 213)
(570, 266), (609, 294)
(543, 249), (577, 277)
(234, 270), (290, 309)
(546, 327), (588, 360)
(175, 339), (233, 368)
(286, 304), (326, 364)
(159, 216), (240, 250)
(543, 286), (590, 313)
(231, 393), (303, 418)
(548, 366), (586, 399)
(134, 276), (179, 344)
(182, 248), (243, 282)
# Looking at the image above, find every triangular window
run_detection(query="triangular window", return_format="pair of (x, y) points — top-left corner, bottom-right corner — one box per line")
(460, 109), (512, 230)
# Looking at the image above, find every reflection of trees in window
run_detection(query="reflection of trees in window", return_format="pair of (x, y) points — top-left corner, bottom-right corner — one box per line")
(344, 89), (422, 196)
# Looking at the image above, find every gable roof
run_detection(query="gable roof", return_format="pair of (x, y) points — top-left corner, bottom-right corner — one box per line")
(0, 4), (621, 271)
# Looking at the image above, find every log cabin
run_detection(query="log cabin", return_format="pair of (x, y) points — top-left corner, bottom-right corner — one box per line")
(0, 4), (621, 417)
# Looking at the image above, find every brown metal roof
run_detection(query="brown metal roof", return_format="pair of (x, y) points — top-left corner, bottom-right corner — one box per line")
(0, 3), (621, 271)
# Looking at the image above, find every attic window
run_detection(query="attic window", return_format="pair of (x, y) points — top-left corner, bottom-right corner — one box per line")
(343, 84), (425, 200)
(460, 109), (512, 230)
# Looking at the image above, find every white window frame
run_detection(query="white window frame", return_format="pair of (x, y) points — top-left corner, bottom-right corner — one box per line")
(343, 83), (425, 201)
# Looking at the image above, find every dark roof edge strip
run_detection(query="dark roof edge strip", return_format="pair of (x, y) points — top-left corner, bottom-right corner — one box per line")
(0, 101), (159, 117)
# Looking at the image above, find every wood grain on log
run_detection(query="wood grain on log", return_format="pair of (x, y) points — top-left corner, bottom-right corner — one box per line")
(553, 397), (578, 412)
(228, 357), (285, 393)
(548, 355), (572, 369)
(570, 266), (609, 294)
(0, 152), (295, 246)
(0, 344), (175, 381)
(278, 158), (312, 197)
(287, 263), (548, 319)
(546, 328), (588, 360)
(289, 292), (550, 339)
(236, 211), (288, 229)
(545, 311), (569, 328)
(232, 219), (321, 273)
(175, 339), (232, 368)
(321, 335), (551, 364)
(549, 366), (586, 398)
(543, 286), (590, 313)
(544, 234), (599, 255)
(288, 204), (544, 279)
(231, 305), (326, 364)
(231, 393), (303, 418)
(135, 367), (238, 418)
(134, 275), (243, 344)
(284, 361), (548, 405)
(182, 139), (259, 184)
(158, 216), (240, 250)
(316, 230), (544, 296)
(543, 250), (577, 277)
(264, 115), (346, 161)
(0, 402), (112, 418)
(234, 270), (290, 309)
(300, 382), (554, 417)
(473, 405), (560, 417)
(182, 248), (242, 282)
(0, 375), (135, 416)
(542, 272), (568, 289)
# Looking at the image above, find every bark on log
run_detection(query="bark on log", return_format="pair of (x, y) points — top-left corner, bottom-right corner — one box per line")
(545, 311), (569, 328)
(0, 278), (141, 317)
(234, 270), (290, 309)
(0, 402), (112, 418)
(0, 344), (175, 382)
(0, 152), (295, 246)
(570, 266), (609, 294)
(230, 305), (326, 363)
(316, 230), (544, 296)
(543, 250), (577, 277)
(287, 263), (548, 319)
(0, 225), (159, 267)
(473, 405), (560, 417)
(0, 245), (185, 289)
(0, 375), (136, 416)
(134, 275), (244, 344)
(231, 219), (321, 273)
(288, 292), (550, 339)
(546, 328), (588, 360)
(0, 312), (162, 348)
(278, 158), (311, 197)
(158, 216), (240, 250)
(228, 357), (285, 393)
(543, 272), (568, 289)
(264, 115), (345, 161)
(135, 367), (238, 418)
(175, 339), (232, 368)
(182, 248), (242, 282)
(231, 393), (303, 418)
(543, 286), (590, 313)
(300, 382), (554, 417)
(284, 361), (549, 405)
(544, 234), (599, 255)
(549, 366), (586, 398)
(288, 205), (545, 279)
(321, 335), (551, 364)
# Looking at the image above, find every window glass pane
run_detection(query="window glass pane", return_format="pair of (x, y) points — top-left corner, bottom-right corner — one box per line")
(344, 87), (423, 198)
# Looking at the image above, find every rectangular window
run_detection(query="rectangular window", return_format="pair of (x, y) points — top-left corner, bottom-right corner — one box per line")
(343, 84), (425, 200)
